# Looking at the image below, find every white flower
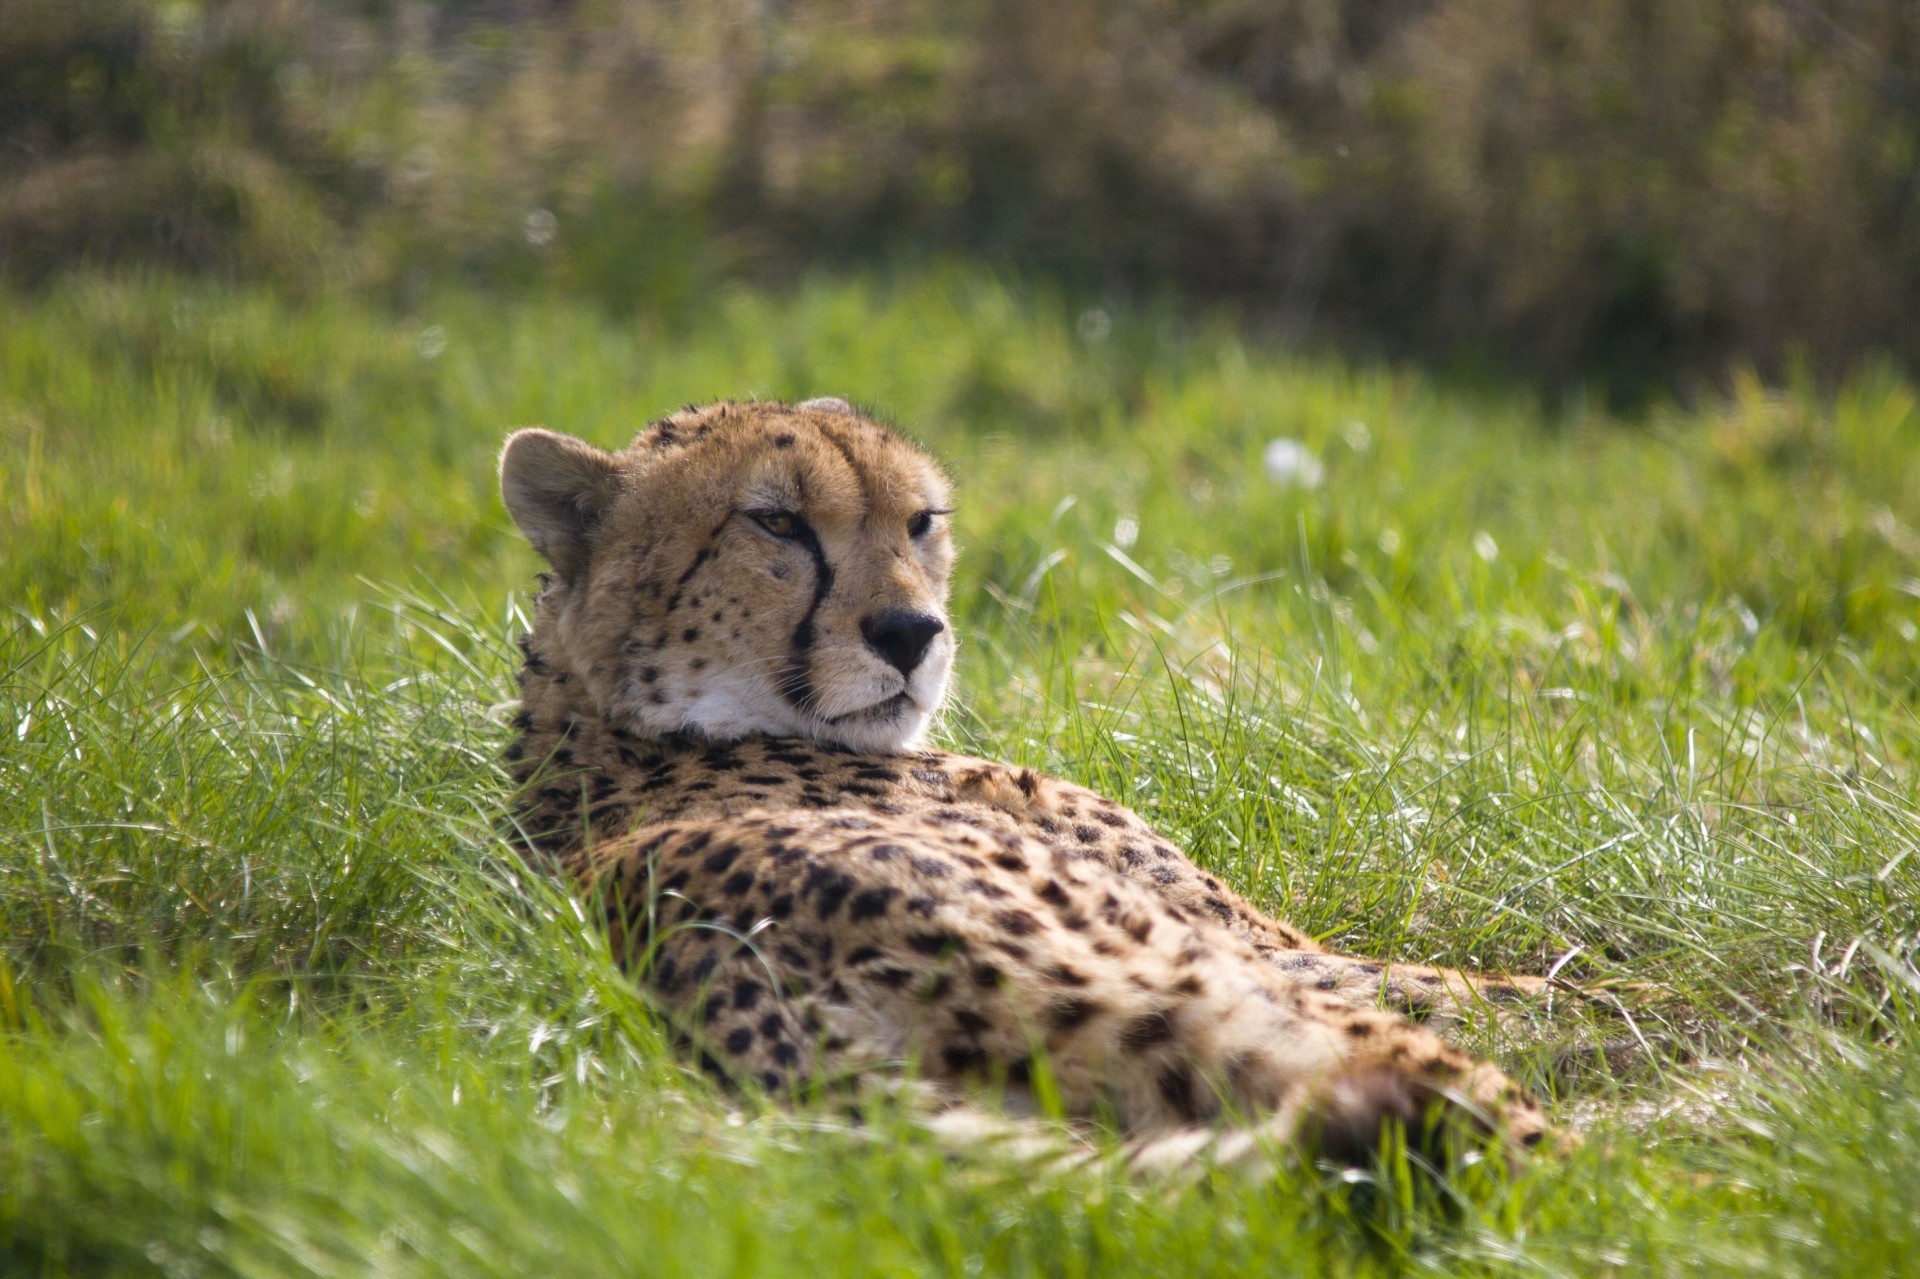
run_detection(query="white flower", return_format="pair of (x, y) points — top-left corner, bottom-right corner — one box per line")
(1077, 308), (1112, 343)
(523, 209), (558, 247)
(1262, 438), (1324, 488)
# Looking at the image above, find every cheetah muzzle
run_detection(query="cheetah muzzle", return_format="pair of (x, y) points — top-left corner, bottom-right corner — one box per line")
(499, 398), (1556, 1175)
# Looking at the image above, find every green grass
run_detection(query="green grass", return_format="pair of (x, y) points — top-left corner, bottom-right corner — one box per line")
(3, 268), (1920, 1276)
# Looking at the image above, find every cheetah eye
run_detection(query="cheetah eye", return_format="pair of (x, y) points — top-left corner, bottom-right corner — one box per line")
(908, 509), (950, 540)
(752, 510), (800, 539)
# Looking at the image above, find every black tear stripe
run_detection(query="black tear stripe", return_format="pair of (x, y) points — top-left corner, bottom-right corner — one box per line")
(777, 525), (835, 709)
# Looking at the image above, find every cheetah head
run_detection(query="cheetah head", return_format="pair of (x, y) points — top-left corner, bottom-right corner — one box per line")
(499, 399), (956, 753)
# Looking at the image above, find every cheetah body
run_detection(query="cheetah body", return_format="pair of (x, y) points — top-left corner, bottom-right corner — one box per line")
(500, 399), (1547, 1162)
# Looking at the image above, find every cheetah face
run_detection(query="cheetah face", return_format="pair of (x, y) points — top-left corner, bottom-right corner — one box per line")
(500, 399), (956, 752)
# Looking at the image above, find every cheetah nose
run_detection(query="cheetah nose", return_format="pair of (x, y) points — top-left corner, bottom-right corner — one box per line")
(860, 609), (945, 676)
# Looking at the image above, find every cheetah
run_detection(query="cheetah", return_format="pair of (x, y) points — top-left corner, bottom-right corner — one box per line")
(498, 397), (1559, 1170)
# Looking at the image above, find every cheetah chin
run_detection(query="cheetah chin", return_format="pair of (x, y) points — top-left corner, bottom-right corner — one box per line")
(498, 398), (1565, 1178)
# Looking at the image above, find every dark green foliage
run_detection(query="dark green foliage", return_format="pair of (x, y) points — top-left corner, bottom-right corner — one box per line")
(5, 1), (1920, 386)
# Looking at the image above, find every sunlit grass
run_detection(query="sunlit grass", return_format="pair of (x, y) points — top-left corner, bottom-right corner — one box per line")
(2, 269), (1919, 1274)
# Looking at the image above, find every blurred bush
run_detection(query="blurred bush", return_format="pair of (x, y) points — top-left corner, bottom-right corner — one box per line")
(4, 0), (1919, 388)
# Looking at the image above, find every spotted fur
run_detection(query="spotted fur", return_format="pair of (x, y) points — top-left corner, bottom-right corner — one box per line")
(499, 399), (1551, 1167)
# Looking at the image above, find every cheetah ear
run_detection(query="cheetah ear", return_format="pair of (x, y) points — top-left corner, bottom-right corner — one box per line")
(797, 396), (854, 415)
(499, 428), (623, 579)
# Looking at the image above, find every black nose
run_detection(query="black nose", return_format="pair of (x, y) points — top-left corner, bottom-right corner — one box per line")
(860, 609), (945, 676)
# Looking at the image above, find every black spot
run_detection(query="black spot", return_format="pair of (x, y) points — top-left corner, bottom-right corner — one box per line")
(725, 1027), (753, 1054)
(1121, 1011), (1175, 1047)
(993, 910), (1041, 936)
(907, 931), (965, 956)
(848, 887), (900, 921)
(683, 627), (701, 642)
(722, 870), (755, 897)
(771, 1042), (800, 1067)
(908, 855), (951, 878)
(806, 868), (857, 920)
(1043, 964), (1088, 987)
(1156, 1067), (1199, 1118)
(905, 895), (939, 918)
(952, 1009), (991, 1035)
(704, 845), (741, 874)
(1046, 997), (1102, 1032)
(733, 980), (763, 1011)
(846, 946), (883, 965)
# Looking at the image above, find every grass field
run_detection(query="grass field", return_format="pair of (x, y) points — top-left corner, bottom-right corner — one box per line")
(4, 269), (1920, 1276)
